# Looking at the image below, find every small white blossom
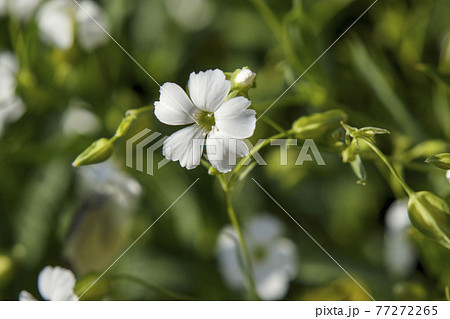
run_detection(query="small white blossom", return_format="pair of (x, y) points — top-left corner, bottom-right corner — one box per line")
(446, 170), (450, 183)
(234, 68), (256, 87)
(384, 200), (417, 277)
(217, 214), (298, 300)
(0, 0), (42, 21)
(164, 0), (214, 32)
(155, 69), (256, 173)
(62, 101), (100, 136)
(37, 0), (109, 51)
(19, 266), (78, 301)
(0, 52), (25, 136)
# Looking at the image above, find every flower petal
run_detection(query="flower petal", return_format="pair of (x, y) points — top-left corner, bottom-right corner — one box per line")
(246, 214), (283, 244)
(214, 96), (256, 139)
(188, 69), (230, 112)
(162, 124), (205, 169)
(38, 266), (77, 301)
(253, 238), (297, 300)
(37, 0), (74, 50)
(76, 0), (109, 51)
(206, 128), (249, 173)
(216, 226), (243, 289)
(155, 83), (197, 125)
(19, 290), (37, 301)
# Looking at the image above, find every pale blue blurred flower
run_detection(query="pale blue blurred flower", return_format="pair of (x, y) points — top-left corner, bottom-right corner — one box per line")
(0, 0), (42, 21)
(0, 52), (25, 137)
(37, 0), (109, 51)
(384, 200), (417, 277)
(217, 214), (298, 300)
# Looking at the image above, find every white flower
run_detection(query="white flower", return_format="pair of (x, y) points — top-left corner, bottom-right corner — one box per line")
(19, 266), (78, 301)
(446, 170), (450, 183)
(62, 101), (100, 136)
(0, 52), (25, 136)
(0, 0), (42, 21)
(384, 200), (417, 277)
(217, 214), (297, 300)
(37, 0), (109, 51)
(155, 69), (256, 173)
(164, 0), (214, 32)
(234, 68), (256, 87)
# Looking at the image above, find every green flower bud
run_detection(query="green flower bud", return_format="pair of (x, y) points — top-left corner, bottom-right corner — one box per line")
(0, 254), (14, 286)
(407, 191), (450, 250)
(114, 115), (135, 138)
(74, 273), (110, 301)
(72, 138), (114, 167)
(426, 153), (450, 170)
(405, 140), (449, 161)
(342, 139), (358, 163)
(292, 110), (348, 139)
(208, 166), (220, 175)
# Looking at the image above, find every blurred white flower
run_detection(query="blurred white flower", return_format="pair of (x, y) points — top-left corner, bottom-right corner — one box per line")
(446, 170), (450, 183)
(77, 161), (142, 209)
(37, 0), (109, 51)
(164, 0), (214, 32)
(155, 69), (256, 173)
(62, 102), (100, 136)
(384, 199), (417, 277)
(0, 52), (25, 136)
(234, 68), (256, 87)
(0, 0), (42, 21)
(19, 266), (78, 301)
(64, 162), (142, 274)
(217, 214), (298, 300)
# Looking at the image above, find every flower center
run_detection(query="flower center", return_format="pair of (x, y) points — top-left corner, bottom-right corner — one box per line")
(253, 245), (268, 262)
(196, 110), (215, 132)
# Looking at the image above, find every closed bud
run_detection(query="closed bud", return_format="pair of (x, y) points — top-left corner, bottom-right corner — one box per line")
(292, 110), (348, 139)
(342, 139), (358, 163)
(231, 67), (256, 88)
(114, 115), (135, 138)
(407, 191), (450, 250)
(208, 166), (220, 176)
(425, 153), (450, 170)
(72, 138), (114, 167)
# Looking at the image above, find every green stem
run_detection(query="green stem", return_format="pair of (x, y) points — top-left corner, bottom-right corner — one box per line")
(111, 274), (198, 300)
(223, 188), (259, 300)
(228, 129), (296, 189)
(360, 136), (414, 197)
(260, 116), (288, 135)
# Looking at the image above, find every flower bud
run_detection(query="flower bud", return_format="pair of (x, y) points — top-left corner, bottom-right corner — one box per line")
(292, 110), (348, 139)
(426, 153), (450, 170)
(233, 67), (256, 87)
(407, 191), (450, 249)
(114, 115), (135, 138)
(72, 138), (114, 167)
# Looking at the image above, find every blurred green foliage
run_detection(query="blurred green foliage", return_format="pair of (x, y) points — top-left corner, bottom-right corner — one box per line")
(1, 0), (450, 300)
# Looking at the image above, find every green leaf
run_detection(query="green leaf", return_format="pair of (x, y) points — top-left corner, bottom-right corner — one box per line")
(72, 138), (114, 167)
(425, 153), (450, 170)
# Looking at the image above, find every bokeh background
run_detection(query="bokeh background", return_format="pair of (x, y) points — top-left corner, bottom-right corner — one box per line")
(1, 0), (450, 300)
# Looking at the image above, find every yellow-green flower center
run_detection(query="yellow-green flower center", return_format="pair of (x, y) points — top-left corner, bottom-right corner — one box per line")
(196, 110), (215, 132)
